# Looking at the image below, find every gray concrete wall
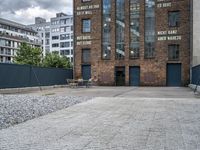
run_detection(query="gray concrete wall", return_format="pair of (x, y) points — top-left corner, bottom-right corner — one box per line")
(193, 0), (200, 67)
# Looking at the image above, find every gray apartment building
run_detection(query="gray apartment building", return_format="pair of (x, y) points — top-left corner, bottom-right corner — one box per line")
(0, 18), (41, 63)
(28, 13), (74, 63)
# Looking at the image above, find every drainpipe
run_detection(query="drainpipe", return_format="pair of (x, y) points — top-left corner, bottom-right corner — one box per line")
(190, 0), (193, 84)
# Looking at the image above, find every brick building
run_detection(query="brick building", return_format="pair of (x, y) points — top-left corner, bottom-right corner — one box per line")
(73, 0), (191, 86)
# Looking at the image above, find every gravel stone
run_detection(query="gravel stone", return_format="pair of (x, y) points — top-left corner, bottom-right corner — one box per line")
(0, 95), (93, 130)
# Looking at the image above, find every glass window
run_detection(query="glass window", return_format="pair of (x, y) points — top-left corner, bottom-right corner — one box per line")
(130, 0), (140, 59)
(82, 0), (91, 2)
(82, 19), (91, 33)
(82, 48), (91, 63)
(60, 42), (70, 48)
(60, 34), (70, 40)
(45, 39), (50, 45)
(52, 36), (59, 40)
(144, 0), (155, 58)
(168, 44), (179, 60)
(60, 27), (66, 33)
(60, 50), (70, 55)
(60, 19), (66, 25)
(168, 11), (180, 27)
(52, 43), (59, 47)
(102, 0), (111, 59)
(116, 0), (125, 59)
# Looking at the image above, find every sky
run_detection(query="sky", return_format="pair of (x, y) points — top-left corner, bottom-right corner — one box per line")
(0, 0), (73, 25)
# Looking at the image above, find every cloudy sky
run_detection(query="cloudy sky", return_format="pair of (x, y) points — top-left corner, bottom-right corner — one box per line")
(0, 0), (73, 25)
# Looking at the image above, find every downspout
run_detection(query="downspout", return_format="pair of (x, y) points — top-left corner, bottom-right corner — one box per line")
(73, 0), (75, 79)
(190, 0), (193, 84)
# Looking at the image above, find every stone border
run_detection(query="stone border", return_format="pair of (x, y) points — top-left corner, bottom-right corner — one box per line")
(0, 85), (68, 94)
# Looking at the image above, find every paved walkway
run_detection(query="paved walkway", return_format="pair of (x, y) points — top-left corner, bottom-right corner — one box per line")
(1, 93), (200, 149)
(27, 86), (197, 99)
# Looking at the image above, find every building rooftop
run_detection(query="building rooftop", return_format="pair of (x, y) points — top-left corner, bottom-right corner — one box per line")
(0, 18), (37, 33)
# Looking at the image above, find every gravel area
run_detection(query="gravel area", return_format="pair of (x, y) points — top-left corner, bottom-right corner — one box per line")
(0, 95), (93, 130)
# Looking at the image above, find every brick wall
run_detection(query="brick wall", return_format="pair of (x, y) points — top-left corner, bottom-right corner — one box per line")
(74, 0), (190, 86)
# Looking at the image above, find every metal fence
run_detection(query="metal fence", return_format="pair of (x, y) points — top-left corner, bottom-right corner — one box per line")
(0, 63), (73, 89)
(192, 65), (200, 85)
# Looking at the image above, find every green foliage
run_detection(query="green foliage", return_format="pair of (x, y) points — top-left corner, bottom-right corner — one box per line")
(14, 43), (42, 66)
(42, 53), (72, 69)
(14, 43), (72, 69)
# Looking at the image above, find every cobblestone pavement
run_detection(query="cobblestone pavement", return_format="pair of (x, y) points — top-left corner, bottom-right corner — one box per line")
(0, 95), (93, 129)
(1, 96), (200, 150)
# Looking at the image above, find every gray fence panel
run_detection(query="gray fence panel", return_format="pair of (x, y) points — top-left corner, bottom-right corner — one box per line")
(0, 63), (73, 89)
(192, 65), (200, 85)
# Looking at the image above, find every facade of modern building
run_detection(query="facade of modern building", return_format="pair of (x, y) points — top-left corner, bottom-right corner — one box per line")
(74, 0), (191, 86)
(0, 18), (41, 63)
(28, 13), (74, 63)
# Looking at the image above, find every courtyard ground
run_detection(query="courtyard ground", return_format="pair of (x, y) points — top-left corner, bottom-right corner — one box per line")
(0, 87), (200, 150)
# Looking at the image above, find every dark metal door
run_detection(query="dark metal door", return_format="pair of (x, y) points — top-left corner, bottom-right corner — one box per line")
(115, 66), (125, 86)
(82, 65), (91, 80)
(167, 63), (181, 86)
(129, 66), (140, 86)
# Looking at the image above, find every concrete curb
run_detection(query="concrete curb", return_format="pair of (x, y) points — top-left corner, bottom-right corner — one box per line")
(189, 84), (200, 93)
(0, 85), (68, 94)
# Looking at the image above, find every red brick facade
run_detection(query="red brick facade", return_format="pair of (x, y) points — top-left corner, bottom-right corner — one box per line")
(74, 0), (190, 86)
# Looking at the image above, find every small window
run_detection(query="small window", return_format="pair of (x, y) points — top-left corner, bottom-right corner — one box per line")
(52, 36), (59, 40)
(168, 11), (180, 27)
(82, 0), (91, 2)
(144, 43), (155, 58)
(52, 43), (59, 47)
(82, 19), (91, 33)
(168, 44), (179, 60)
(60, 42), (70, 48)
(82, 49), (91, 63)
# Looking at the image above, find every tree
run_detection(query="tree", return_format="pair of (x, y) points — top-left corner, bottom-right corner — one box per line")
(42, 53), (72, 69)
(14, 43), (43, 66)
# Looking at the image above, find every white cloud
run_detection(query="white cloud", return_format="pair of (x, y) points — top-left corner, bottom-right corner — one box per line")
(0, 0), (73, 25)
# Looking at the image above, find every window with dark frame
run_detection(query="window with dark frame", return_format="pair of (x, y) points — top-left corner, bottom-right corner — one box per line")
(82, 48), (91, 63)
(102, 0), (111, 59)
(168, 44), (179, 60)
(168, 11), (180, 27)
(115, 0), (125, 60)
(144, 0), (156, 58)
(82, 19), (91, 33)
(130, 0), (140, 59)
(82, 0), (91, 2)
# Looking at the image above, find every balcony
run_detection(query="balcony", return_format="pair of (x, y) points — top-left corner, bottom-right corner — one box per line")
(0, 32), (42, 46)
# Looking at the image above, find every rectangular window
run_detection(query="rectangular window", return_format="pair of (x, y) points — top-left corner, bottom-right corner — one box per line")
(60, 50), (70, 55)
(130, 0), (140, 59)
(82, 19), (91, 33)
(144, 0), (155, 58)
(45, 39), (50, 45)
(82, 48), (91, 63)
(0, 56), (3, 62)
(52, 43), (59, 47)
(60, 19), (66, 25)
(116, 0), (125, 60)
(168, 44), (179, 60)
(60, 42), (70, 48)
(168, 11), (180, 27)
(60, 34), (70, 40)
(52, 28), (59, 33)
(52, 36), (59, 40)
(102, 0), (111, 59)
(45, 32), (50, 38)
(82, 0), (91, 2)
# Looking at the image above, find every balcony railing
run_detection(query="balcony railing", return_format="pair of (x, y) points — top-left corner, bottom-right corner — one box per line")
(0, 32), (42, 45)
